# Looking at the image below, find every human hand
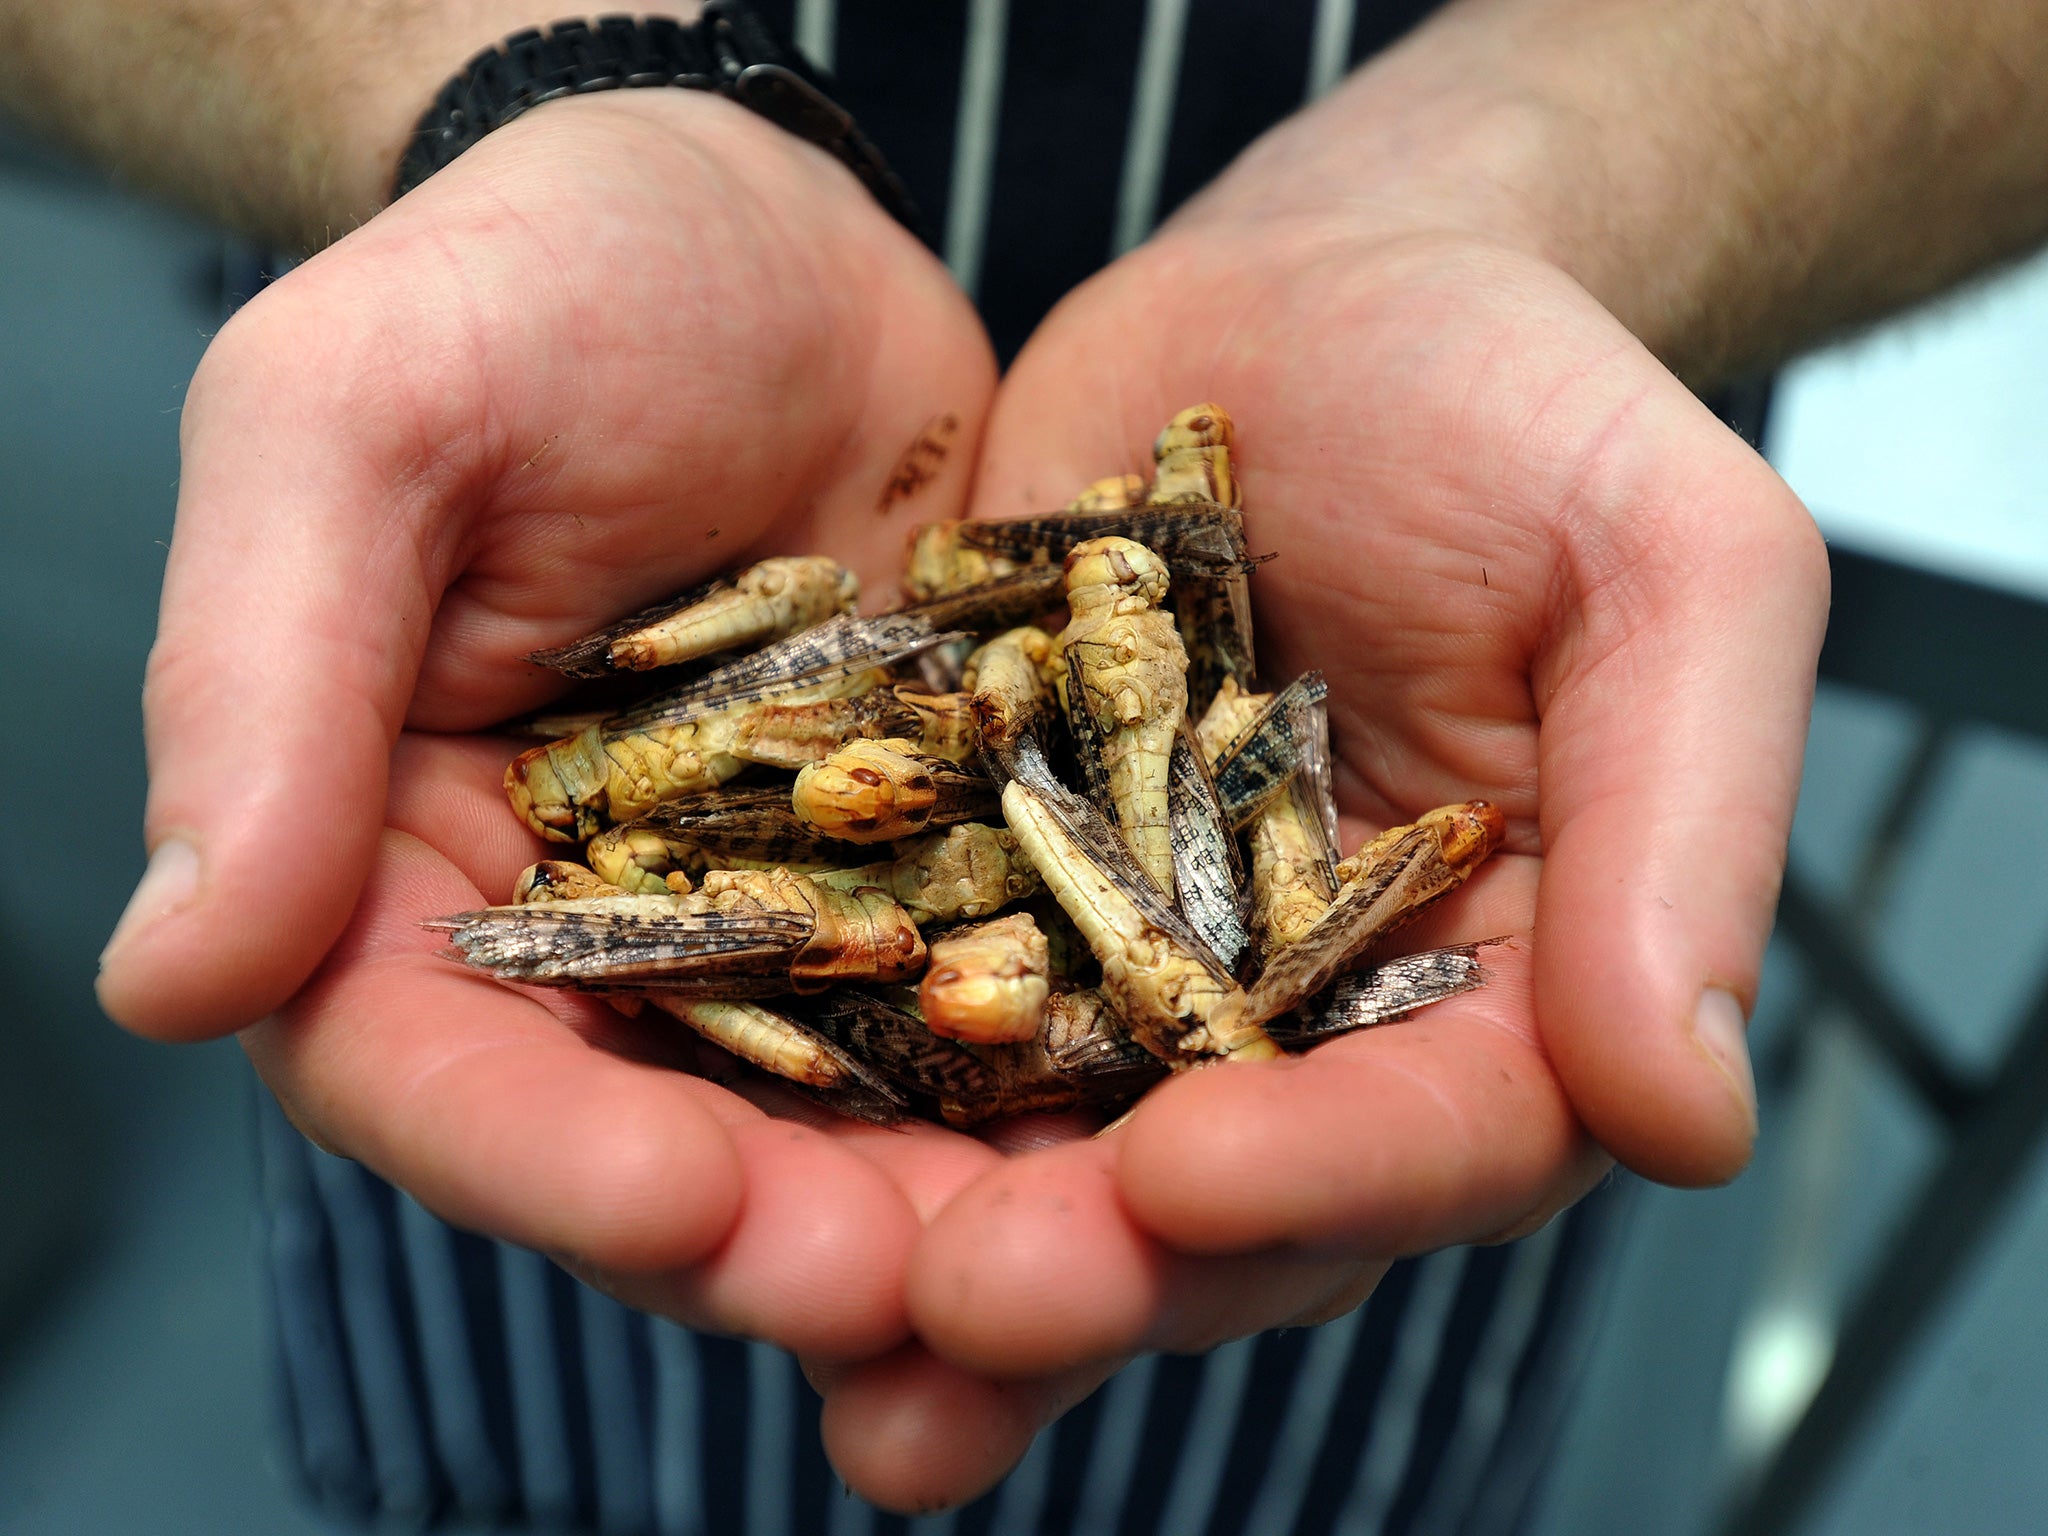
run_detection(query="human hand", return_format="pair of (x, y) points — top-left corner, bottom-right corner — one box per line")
(94, 88), (1005, 1366)
(811, 143), (1828, 1507)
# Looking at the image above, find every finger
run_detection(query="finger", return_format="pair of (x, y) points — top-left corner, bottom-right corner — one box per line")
(815, 1343), (1113, 1514)
(1531, 387), (1828, 1185)
(243, 829), (921, 1360)
(814, 1118), (1011, 1228)
(966, 356), (1169, 523)
(384, 732), (555, 897)
(388, 730), (1008, 1242)
(907, 1136), (1389, 1378)
(1113, 880), (1591, 1257)
(98, 108), (996, 1043)
(95, 265), (486, 1041)
(405, 96), (998, 687)
(560, 1116), (917, 1361)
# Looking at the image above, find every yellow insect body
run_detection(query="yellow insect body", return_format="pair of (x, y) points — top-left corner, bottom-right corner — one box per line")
(1055, 537), (1188, 898)
(506, 672), (884, 841)
(695, 869), (927, 991)
(790, 738), (994, 843)
(806, 822), (1040, 925)
(902, 522), (1022, 601)
(890, 687), (982, 763)
(1067, 472), (1150, 511)
(1001, 779), (1277, 1063)
(585, 827), (705, 895)
(1333, 803), (1507, 895)
(512, 861), (632, 904)
(963, 626), (1055, 753)
(1246, 805), (1337, 948)
(1148, 403), (1240, 507)
(919, 912), (1052, 1044)
(611, 556), (857, 670)
(1208, 800), (1508, 1040)
(648, 998), (855, 1088)
(1196, 678), (1332, 949)
(726, 689), (923, 770)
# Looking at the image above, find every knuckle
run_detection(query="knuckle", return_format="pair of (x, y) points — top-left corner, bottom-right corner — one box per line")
(183, 257), (482, 467)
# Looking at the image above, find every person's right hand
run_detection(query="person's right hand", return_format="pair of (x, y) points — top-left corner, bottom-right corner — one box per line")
(94, 88), (1004, 1368)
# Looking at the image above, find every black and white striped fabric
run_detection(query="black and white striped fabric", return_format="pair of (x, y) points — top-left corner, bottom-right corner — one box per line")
(792, 0), (1441, 360)
(252, 4), (1650, 1531)
(257, 1090), (1626, 1536)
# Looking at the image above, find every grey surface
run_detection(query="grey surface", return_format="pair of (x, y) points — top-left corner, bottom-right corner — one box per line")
(1527, 693), (2048, 1536)
(0, 165), (338, 1536)
(7, 154), (2048, 1536)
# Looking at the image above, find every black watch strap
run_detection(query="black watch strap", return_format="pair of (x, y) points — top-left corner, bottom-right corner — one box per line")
(392, 6), (929, 243)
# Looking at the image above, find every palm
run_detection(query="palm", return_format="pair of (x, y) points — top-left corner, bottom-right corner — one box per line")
(982, 229), (1661, 838)
(834, 224), (1828, 1509)
(208, 95), (991, 733)
(105, 92), (1007, 1378)
(107, 88), (995, 1026)
(109, 93), (1830, 1512)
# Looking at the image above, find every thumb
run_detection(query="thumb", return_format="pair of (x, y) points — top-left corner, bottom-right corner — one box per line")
(96, 291), (456, 1041)
(1533, 406), (1829, 1186)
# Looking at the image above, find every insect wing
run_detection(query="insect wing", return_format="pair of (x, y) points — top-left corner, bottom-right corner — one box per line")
(1265, 943), (1493, 1044)
(1286, 671), (1342, 870)
(668, 996), (915, 1123)
(801, 990), (1005, 1102)
(605, 614), (961, 728)
(781, 1076), (914, 1127)
(1232, 824), (1447, 1027)
(1046, 1031), (1162, 1093)
(1000, 735), (1232, 983)
(959, 502), (1253, 576)
(1211, 672), (1330, 830)
(431, 905), (811, 986)
(920, 757), (1005, 826)
(915, 639), (971, 695)
(633, 787), (872, 867)
(1168, 723), (1251, 971)
(896, 563), (1066, 633)
(1058, 639), (1122, 820)
(507, 704), (614, 740)
(1174, 573), (1257, 711)
(728, 691), (925, 769)
(1042, 989), (1167, 1082)
(526, 577), (725, 677)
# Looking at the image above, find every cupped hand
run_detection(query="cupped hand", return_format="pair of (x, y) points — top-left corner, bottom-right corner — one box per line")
(93, 72), (1831, 1513)
(101, 88), (994, 1034)
(819, 202), (1827, 1505)
(96, 89), (1003, 1366)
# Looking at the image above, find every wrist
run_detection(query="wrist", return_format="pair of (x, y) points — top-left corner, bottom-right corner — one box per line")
(1163, 5), (1751, 388)
(1165, 67), (1587, 295)
(1177, 0), (2048, 393)
(298, 3), (716, 249)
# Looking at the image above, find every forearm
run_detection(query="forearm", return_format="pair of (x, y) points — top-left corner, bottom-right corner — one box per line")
(1193, 0), (2048, 387)
(0, 0), (698, 249)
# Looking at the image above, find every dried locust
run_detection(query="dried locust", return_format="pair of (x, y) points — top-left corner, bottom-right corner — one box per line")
(529, 556), (858, 677)
(1053, 536), (1188, 897)
(507, 614), (957, 839)
(438, 403), (1512, 1127)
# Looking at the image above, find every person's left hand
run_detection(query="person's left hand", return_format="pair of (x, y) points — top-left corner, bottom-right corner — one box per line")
(804, 118), (1828, 1511)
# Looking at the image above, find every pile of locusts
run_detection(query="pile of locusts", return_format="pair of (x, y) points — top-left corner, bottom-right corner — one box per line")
(432, 406), (1507, 1127)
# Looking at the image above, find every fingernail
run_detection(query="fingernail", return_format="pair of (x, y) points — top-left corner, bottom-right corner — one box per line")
(1691, 986), (1758, 1130)
(100, 837), (200, 969)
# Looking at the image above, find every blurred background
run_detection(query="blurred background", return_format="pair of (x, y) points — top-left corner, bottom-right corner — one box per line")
(4, 125), (2047, 1536)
